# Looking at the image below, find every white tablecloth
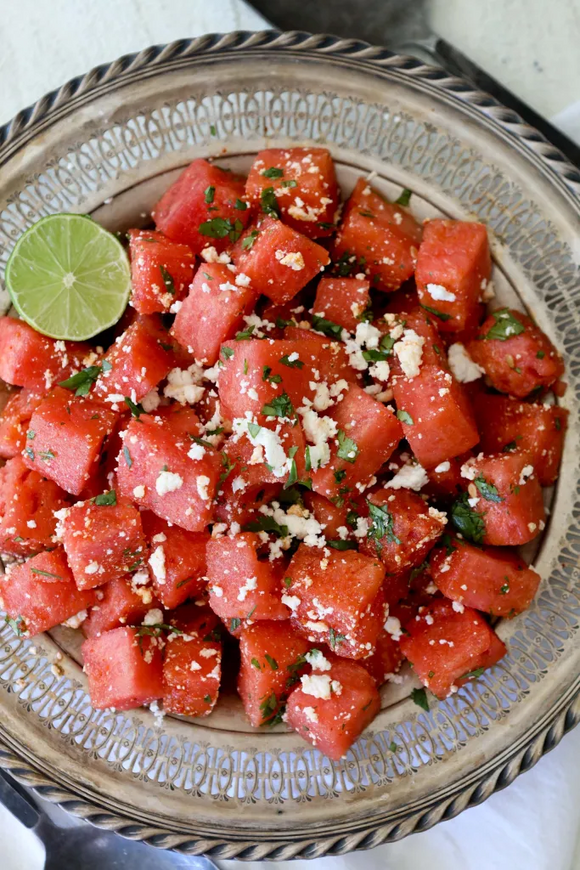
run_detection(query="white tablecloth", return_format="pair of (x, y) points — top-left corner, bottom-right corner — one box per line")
(1, 2), (579, 868)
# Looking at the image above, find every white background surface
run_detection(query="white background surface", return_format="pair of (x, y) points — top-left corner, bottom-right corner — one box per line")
(1, 2), (579, 869)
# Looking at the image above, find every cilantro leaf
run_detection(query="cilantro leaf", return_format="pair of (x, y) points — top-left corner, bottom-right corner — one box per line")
(261, 187), (279, 218)
(4, 614), (25, 637)
(262, 167), (284, 178)
(480, 309), (525, 341)
(262, 365), (282, 384)
(411, 687), (430, 711)
(222, 346), (234, 360)
(461, 667), (485, 680)
(328, 628), (346, 650)
(420, 304), (453, 322)
(366, 500), (401, 554)
(123, 446), (132, 468)
(311, 313), (343, 340)
(474, 474), (504, 503)
(124, 397), (145, 418)
(198, 217), (244, 243)
(279, 354), (304, 369)
(234, 325), (255, 341)
(395, 188), (412, 207)
(242, 229), (259, 250)
(92, 489), (117, 506)
(204, 185), (215, 204)
(336, 429), (359, 464)
(396, 409), (414, 425)
(451, 493), (486, 544)
(59, 364), (103, 397)
(159, 265), (175, 295)
(326, 540), (357, 550)
(265, 654), (279, 670)
(261, 392), (294, 418)
(243, 516), (289, 537)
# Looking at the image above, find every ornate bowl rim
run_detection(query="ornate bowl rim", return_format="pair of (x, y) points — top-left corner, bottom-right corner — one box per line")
(0, 30), (579, 861)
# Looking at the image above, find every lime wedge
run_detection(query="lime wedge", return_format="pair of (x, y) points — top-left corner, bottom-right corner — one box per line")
(5, 214), (131, 341)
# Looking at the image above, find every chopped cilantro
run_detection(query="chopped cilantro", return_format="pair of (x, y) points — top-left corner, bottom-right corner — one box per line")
(536, 350), (545, 359)
(388, 741), (398, 752)
(363, 334), (395, 362)
(396, 409), (414, 425)
(262, 365), (282, 384)
(243, 516), (289, 537)
(411, 687), (429, 711)
(283, 576), (293, 587)
(26, 429), (35, 440)
(230, 617), (241, 631)
(500, 579), (510, 594)
(234, 325), (255, 341)
(461, 667), (485, 680)
(209, 124), (217, 136)
(204, 185), (215, 204)
(261, 392), (294, 418)
(204, 694), (212, 704)
(124, 397), (145, 418)
(335, 251), (354, 277)
(480, 309), (525, 341)
(367, 500), (400, 554)
(30, 568), (63, 580)
(235, 198), (248, 211)
(474, 474), (504, 503)
(395, 188), (412, 207)
(328, 628), (346, 650)
(259, 692), (279, 721)
(502, 440), (519, 452)
(262, 167), (284, 178)
(279, 354), (304, 369)
(420, 304), (453, 322)
(198, 217), (244, 243)
(39, 450), (55, 462)
(305, 445), (312, 472)
(281, 179), (298, 188)
(4, 614), (25, 636)
(59, 364), (102, 397)
(336, 430), (359, 464)
(440, 533), (457, 556)
(222, 346), (234, 360)
(242, 229), (259, 250)
(326, 540), (357, 550)
(123, 446), (132, 468)
(265, 654), (279, 671)
(334, 469), (347, 483)
(311, 313), (343, 340)
(247, 422), (261, 439)
(92, 489), (117, 506)
(251, 658), (262, 670)
(261, 187), (279, 218)
(451, 493), (486, 544)
(217, 452), (235, 488)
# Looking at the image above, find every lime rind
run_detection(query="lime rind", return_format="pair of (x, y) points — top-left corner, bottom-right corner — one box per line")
(5, 213), (131, 341)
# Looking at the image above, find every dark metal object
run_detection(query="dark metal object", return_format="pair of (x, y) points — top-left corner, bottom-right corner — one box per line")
(248, 0), (580, 167)
(0, 769), (218, 869)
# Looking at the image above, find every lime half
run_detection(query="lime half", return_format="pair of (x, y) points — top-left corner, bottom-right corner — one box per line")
(5, 213), (131, 340)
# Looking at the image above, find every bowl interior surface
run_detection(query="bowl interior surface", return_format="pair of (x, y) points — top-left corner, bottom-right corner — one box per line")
(0, 35), (578, 859)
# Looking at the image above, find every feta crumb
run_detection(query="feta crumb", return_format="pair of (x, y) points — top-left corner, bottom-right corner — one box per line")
(143, 608), (164, 626)
(149, 546), (166, 583)
(187, 442), (206, 461)
(426, 283), (456, 302)
(84, 561), (99, 575)
(196, 475), (211, 501)
(386, 462), (429, 491)
(277, 251), (305, 270)
(156, 470), (183, 495)
(434, 461), (451, 473)
(133, 485), (146, 499)
(164, 364), (205, 405)
(282, 594), (301, 611)
(448, 343), (485, 383)
(394, 329), (424, 379)
(300, 673), (333, 699)
(302, 706), (319, 723)
(237, 575), (257, 601)
(305, 649), (332, 671)
(385, 616), (402, 641)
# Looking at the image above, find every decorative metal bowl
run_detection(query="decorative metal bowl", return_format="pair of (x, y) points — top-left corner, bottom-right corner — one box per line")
(0, 30), (579, 862)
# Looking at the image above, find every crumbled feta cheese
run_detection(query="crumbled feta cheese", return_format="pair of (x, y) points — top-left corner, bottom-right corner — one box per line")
(386, 462), (429, 491)
(84, 561), (99, 575)
(434, 461), (451, 473)
(143, 608), (164, 626)
(302, 706), (319, 723)
(426, 283), (456, 302)
(201, 245), (231, 264)
(133, 485), (146, 499)
(231, 476), (247, 494)
(282, 594), (301, 611)
(149, 546), (166, 583)
(300, 673), (333, 699)
(196, 475), (211, 501)
(235, 272), (251, 287)
(394, 329), (424, 379)
(519, 464), (534, 485)
(305, 649), (332, 671)
(448, 343), (485, 383)
(237, 575), (257, 601)
(141, 388), (161, 413)
(164, 364), (205, 405)
(62, 609), (88, 629)
(428, 506), (448, 524)
(156, 470), (183, 495)
(277, 251), (305, 270)
(385, 616), (403, 641)
(187, 442), (206, 461)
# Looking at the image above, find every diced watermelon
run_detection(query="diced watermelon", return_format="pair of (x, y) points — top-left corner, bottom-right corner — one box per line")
(285, 657), (380, 760)
(472, 393), (568, 485)
(0, 390), (43, 459)
(0, 456), (68, 555)
(0, 548), (96, 636)
(391, 311), (479, 467)
(303, 491), (349, 540)
(141, 511), (209, 608)
(238, 621), (311, 726)
(332, 179), (422, 292)
(214, 433), (284, 526)
(468, 309), (564, 397)
(245, 148), (339, 239)
(152, 158), (251, 253)
(128, 229), (195, 314)
(415, 220), (490, 333)
(455, 452), (545, 546)
(0, 317), (90, 393)
(116, 415), (221, 532)
(399, 598), (506, 698)
(152, 403), (203, 438)
(313, 277), (371, 333)
(163, 605), (222, 716)
(311, 385), (402, 501)
(233, 217), (330, 304)
(82, 626), (164, 710)
(93, 317), (175, 404)
(206, 532), (290, 621)
(424, 452), (471, 503)
(285, 544), (386, 659)
(23, 387), (119, 496)
(171, 262), (257, 364)
(360, 488), (447, 572)
(61, 495), (147, 590)
(361, 629), (404, 686)
(83, 575), (159, 637)
(430, 536), (541, 617)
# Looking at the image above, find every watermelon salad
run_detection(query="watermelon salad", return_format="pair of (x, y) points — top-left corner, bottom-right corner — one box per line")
(0, 148), (568, 761)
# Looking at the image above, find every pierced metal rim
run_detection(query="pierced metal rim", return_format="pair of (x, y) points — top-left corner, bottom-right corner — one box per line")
(0, 29), (579, 861)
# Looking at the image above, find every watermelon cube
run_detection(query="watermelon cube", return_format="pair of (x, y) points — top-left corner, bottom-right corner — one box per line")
(285, 657), (380, 760)
(152, 158), (250, 253)
(361, 629), (404, 686)
(313, 277), (371, 333)
(399, 598), (506, 699)
(128, 229), (195, 315)
(430, 536), (541, 617)
(0, 390), (44, 459)
(245, 148), (339, 239)
(82, 626), (164, 710)
(23, 387), (119, 495)
(0, 316), (90, 393)
(332, 179), (422, 292)
(415, 220), (490, 333)
(233, 216), (330, 304)
(117, 415), (220, 532)
(93, 318), (175, 405)
(0, 548), (96, 636)
(0, 456), (68, 555)
(60, 495), (147, 590)
(206, 532), (290, 621)
(468, 309), (564, 398)
(170, 262), (257, 364)
(141, 511), (209, 609)
(311, 384), (403, 501)
(163, 605), (222, 716)
(83, 575), (159, 638)
(285, 544), (386, 659)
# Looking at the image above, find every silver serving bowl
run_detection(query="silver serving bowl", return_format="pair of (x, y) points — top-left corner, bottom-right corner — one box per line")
(0, 30), (578, 862)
